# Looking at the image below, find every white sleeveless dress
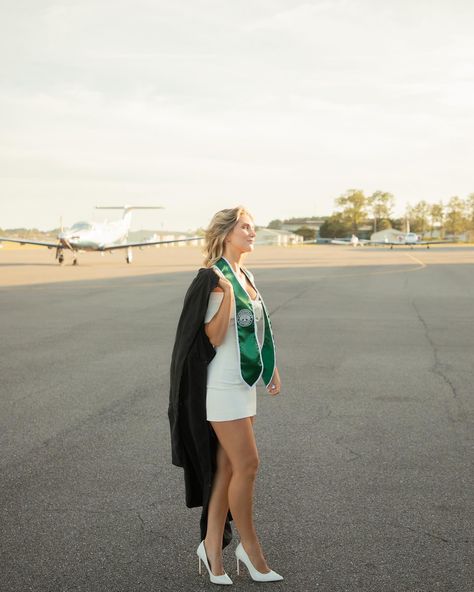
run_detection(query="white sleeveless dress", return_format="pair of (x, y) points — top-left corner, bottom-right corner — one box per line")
(204, 281), (264, 422)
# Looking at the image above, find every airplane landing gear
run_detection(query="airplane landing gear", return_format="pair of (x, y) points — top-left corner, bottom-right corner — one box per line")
(72, 256), (78, 265)
(126, 247), (133, 264)
(56, 246), (65, 264)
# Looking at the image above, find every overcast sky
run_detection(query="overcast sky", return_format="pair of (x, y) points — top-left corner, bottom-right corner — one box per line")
(1, 0), (473, 231)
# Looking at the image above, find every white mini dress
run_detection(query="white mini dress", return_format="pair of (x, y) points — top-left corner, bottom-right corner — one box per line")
(205, 285), (264, 422)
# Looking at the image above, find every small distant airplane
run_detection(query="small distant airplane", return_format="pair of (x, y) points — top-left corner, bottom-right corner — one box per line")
(331, 234), (363, 247)
(0, 206), (201, 264)
(331, 232), (456, 249)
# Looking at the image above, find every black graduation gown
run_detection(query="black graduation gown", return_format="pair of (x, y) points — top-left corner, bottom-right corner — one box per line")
(168, 266), (233, 548)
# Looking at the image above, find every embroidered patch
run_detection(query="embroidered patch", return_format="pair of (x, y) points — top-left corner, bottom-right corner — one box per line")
(237, 308), (254, 327)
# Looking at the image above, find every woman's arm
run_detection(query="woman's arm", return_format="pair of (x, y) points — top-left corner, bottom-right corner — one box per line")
(204, 278), (233, 347)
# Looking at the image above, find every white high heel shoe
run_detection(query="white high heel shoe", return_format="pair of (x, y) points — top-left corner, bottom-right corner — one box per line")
(235, 542), (283, 582)
(197, 540), (233, 585)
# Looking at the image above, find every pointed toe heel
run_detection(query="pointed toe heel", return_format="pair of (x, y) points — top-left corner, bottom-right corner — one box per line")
(197, 540), (233, 585)
(235, 542), (283, 582)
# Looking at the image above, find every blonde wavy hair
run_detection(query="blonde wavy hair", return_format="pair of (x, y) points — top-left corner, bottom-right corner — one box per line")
(203, 206), (254, 267)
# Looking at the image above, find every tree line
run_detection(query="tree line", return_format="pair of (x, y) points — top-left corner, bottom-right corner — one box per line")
(269, 189), (474, 239)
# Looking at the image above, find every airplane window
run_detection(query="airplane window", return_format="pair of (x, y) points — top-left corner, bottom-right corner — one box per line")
(70, 222), (92, 231)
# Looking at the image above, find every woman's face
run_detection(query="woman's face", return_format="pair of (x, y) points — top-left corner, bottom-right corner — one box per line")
(225, 214), (256, 254)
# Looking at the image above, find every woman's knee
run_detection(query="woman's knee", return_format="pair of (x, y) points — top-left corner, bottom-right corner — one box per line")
(211, 417), (259, 477)
(232, 452), (259, 477)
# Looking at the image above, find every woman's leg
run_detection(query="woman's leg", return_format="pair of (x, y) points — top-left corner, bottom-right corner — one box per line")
(210, 416), (270, 573)
(204, 441), (232, 575)
(204, 416), (256, 575)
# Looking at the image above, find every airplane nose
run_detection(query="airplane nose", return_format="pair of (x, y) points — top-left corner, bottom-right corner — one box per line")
(58, 232), (74, 246)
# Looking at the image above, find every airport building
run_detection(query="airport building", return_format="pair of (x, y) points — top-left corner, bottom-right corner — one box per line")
(256, 228), (303, 246)
(129, 230), (204, 247)
(281, 219), (325, 236)
(370, 228), (406, 242)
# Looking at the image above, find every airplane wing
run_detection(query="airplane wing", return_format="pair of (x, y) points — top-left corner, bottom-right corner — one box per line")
(330, 238), (371, 244)
(0, 237), (59, 248)
(99, 236), (202, 250)
(301, 238), (351, 244)
(300, 238), (369, 245)
(415, 240), (458, 245)
(365, 240), (403, 245)
(367, 239), (457, 246)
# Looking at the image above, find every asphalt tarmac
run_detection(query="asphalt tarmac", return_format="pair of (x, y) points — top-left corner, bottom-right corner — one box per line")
(1, 245), (473, 592)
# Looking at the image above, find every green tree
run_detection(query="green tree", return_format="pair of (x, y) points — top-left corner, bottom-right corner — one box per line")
(377, 218), (392, 231)
(409, 200), (431, 235)
(388, 217), (404, 231)
(335, 189), (368, 233)
(268, 219), (283, 230)
(319, 212), (352, 238)
(429, 202), (444, 237)
(466, 193), (474, 228)
(368, 190), (395, 233)
(294, 226), (316, 241)
(445, 196), (467, 236)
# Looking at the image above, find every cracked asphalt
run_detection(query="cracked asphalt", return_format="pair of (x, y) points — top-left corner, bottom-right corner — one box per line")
(0, 245), (473, 592)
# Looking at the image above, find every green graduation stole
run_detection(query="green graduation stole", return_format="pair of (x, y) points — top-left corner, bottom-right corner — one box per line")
(213, 257), (276, 388)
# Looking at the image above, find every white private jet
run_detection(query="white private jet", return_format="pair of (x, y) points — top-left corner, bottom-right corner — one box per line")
(0, 206), (201, 264)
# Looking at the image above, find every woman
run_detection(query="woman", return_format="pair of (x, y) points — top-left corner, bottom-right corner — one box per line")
(168, 206), (283, 585)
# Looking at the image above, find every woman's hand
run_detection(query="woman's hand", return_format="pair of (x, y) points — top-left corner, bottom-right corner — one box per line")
(217, 276), (233, 294)
(266, 366), (281, 396)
